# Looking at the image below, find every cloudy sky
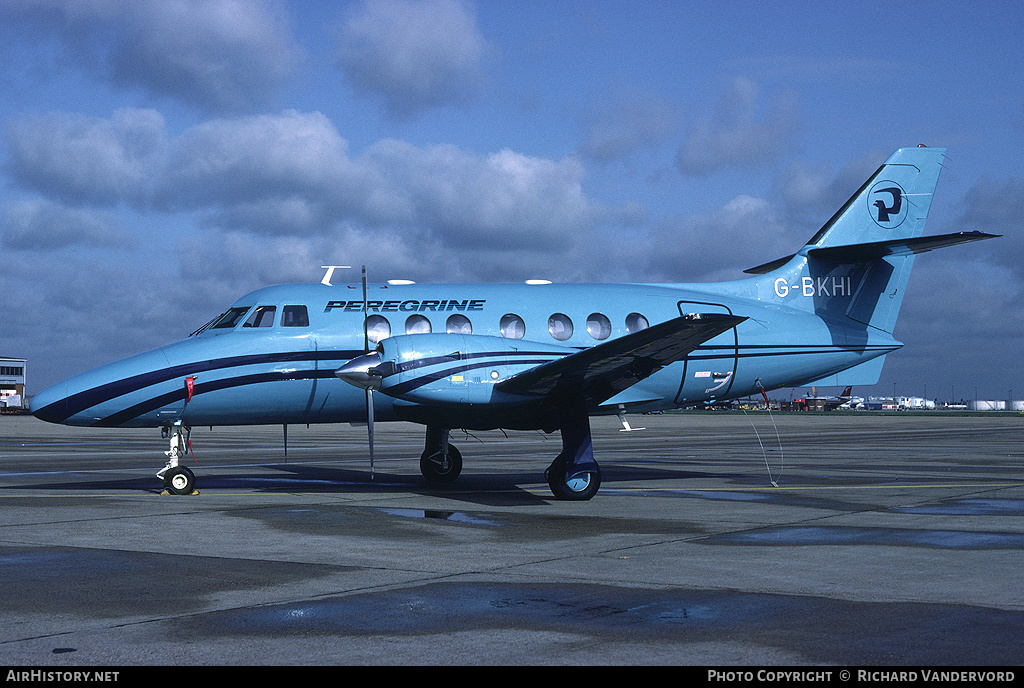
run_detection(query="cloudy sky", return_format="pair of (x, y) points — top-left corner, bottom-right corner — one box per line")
(2, 0), (1021, 403)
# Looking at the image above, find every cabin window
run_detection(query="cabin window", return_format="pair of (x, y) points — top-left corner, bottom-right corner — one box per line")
(446, 314), (472, 335)
(281, 305), (309, 327)
(406, 314), (431, 334)
(211, 306), (252, 329)
(366, 315), (391, 343)
(625, 312), (649, 333)
(500, 313), (526, 339)
(243, 305), (277, 328)
(587, 313), (612, 340)
(548, 313), (573, 341)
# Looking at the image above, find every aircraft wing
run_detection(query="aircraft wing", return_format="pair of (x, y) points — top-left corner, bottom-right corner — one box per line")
(496, 313), (745, 406)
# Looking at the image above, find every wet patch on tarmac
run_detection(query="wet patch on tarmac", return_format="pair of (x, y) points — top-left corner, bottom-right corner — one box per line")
(697, 525), (1024, 549)
(375, 508), (505, 527)
(167, 581), (1024, 665)
(656, 488), (879, 514)
(229, 503), (703, 541)
(892, 498), (1024, 516)
(0, 545), (354, 618)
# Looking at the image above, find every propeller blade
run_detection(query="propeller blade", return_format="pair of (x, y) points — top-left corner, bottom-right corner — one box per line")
(366, 388), (374, 480)
(363, 264), (374, 480)
(362, 264), (369, 353)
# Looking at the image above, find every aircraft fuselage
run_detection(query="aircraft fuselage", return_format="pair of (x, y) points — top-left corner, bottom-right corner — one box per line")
(31, 279), (897, 430)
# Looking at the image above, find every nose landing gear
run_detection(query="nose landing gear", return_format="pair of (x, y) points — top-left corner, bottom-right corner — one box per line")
(156, 423), (198, 495)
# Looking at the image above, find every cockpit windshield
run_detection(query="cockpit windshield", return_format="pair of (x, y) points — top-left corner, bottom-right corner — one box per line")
(189, 306), (250, 337)
(189, 302), (311, 336)
(212, 306), (253, 329)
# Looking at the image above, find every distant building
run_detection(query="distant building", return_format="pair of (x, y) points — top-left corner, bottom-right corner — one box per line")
(899, 396), (936, 410)
(1, 356), (27, 410)
(970, 400), (1007, 411)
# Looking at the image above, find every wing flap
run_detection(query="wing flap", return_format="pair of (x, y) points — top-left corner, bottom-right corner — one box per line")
(496, 313), (745, 405)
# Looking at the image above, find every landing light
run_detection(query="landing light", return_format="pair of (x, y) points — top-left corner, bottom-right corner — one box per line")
(525, 279), (551, 285)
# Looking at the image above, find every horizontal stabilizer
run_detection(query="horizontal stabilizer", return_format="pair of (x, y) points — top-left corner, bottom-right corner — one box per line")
(745, 231), (997, 274)
(806, 231), (999, 262)
(497, 313), (745, 405)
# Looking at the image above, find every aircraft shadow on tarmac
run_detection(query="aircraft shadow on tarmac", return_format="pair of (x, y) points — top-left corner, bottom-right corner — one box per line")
(3, 461), (734, 508)
(2, 464), (553, 507)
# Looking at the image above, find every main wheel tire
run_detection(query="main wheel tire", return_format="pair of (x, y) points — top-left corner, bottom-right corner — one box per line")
(163, 466), (196, 495)
(546, 453), (601, 501)
(420, 444), (463, 483)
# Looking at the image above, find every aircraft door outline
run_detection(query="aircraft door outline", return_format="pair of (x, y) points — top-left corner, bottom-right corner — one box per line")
(674, 301), (739, 405)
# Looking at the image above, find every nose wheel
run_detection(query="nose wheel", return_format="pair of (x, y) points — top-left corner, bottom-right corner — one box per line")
(162, 465), (196, 495)
(157, 423), (199, 495)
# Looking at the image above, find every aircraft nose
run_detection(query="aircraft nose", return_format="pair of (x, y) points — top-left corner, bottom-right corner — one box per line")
(30, 380), (69, 424)
(335, 352), (383, 390)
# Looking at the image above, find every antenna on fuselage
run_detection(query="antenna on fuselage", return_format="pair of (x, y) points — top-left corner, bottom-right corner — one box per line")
(320, 265), (352, 286)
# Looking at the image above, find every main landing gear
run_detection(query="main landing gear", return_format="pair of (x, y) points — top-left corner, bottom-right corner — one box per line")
(420, 426), (463, 483)
(545, 452), (602, 501)
(544, 403), (602, 501)
(156, 423), (197, 495)
(419, 404), (603, 501)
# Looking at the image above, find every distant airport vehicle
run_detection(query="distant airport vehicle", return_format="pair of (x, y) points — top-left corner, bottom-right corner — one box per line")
(31, 147), (996, 500)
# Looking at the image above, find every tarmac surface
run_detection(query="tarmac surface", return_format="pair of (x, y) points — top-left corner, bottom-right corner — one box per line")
(1, 410), (1022, 666)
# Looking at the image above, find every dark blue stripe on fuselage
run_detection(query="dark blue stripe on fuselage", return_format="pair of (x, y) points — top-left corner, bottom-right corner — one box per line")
(38, 350), (361, 425)
(386, 358), (559, 397)
(93, 368), (342, 427)
(392, 349), (566, 376)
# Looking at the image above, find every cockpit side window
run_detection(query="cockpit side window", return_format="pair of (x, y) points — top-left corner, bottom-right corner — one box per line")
(211, 306), (252, 329)
(282, 305), (309, 327)
(243, 305), (277, 328)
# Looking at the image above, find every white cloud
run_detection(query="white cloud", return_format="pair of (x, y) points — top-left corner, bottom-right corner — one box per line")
(577, 90), (682, 163)
(6, 108), (167, 206)
(676, 77), (802, 176)
(2, 198), (125, 250)
(336, 0), (492, 118)
(6, 108), (599, 251)
(1, 0), (300, 113)
(362, 141), (594, 246)
(958, 176), (1024, 277)
(163, 110), (353, 210)
(644, 192), (795, 282)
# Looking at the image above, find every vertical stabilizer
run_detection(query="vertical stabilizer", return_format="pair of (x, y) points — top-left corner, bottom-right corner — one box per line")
(747, 146), (946, 335)
(805, 146), (945, 249)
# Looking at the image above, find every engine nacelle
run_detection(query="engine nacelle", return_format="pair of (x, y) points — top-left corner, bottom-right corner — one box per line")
(372, 333), (572, 406)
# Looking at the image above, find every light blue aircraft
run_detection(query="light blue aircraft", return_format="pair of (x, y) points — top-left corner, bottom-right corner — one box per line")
(30, 146), (995, 500)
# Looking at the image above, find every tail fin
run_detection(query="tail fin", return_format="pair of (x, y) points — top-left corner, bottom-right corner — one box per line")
(806, 145), (945, 249)
(746, 146), (995, 335)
